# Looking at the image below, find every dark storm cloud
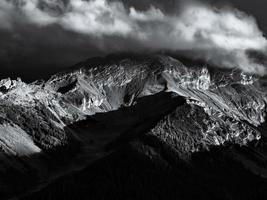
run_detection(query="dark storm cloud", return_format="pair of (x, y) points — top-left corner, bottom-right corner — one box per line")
(0, 0), (267, 80)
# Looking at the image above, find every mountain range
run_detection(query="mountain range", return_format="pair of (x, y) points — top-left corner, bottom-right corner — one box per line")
(1, 54), (267, 199)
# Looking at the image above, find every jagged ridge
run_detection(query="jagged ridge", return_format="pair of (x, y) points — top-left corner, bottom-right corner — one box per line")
(0, 54), (265, 156)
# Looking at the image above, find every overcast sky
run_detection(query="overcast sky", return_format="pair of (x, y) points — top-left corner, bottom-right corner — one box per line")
(0, 0), (266, 82)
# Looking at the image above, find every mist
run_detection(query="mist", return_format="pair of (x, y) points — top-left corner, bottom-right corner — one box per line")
(0, 0), (267, 78)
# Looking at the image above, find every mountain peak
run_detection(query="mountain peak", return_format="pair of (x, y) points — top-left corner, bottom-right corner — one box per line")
(0, 54), (266, 198)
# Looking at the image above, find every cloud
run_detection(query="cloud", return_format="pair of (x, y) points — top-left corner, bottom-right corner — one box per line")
(0, 0), (267, 74)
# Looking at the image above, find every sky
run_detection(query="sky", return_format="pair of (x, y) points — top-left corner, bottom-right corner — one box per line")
(0, 0), (266, 82)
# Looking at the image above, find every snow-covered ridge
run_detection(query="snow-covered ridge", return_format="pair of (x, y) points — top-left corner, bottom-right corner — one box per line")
(0, 54), (266, 157)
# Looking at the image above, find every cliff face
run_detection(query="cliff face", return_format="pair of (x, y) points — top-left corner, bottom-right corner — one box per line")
(0, 54), (266, 199)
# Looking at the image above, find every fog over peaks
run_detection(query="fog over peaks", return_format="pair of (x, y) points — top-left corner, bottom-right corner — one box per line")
(0, 0), (267, 74)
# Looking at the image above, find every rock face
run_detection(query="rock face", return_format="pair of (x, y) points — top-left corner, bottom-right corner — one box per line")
(0, 54), (267, 199)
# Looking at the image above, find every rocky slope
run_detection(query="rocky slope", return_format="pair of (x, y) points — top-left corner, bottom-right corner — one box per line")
(0, 54), (267, 199)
